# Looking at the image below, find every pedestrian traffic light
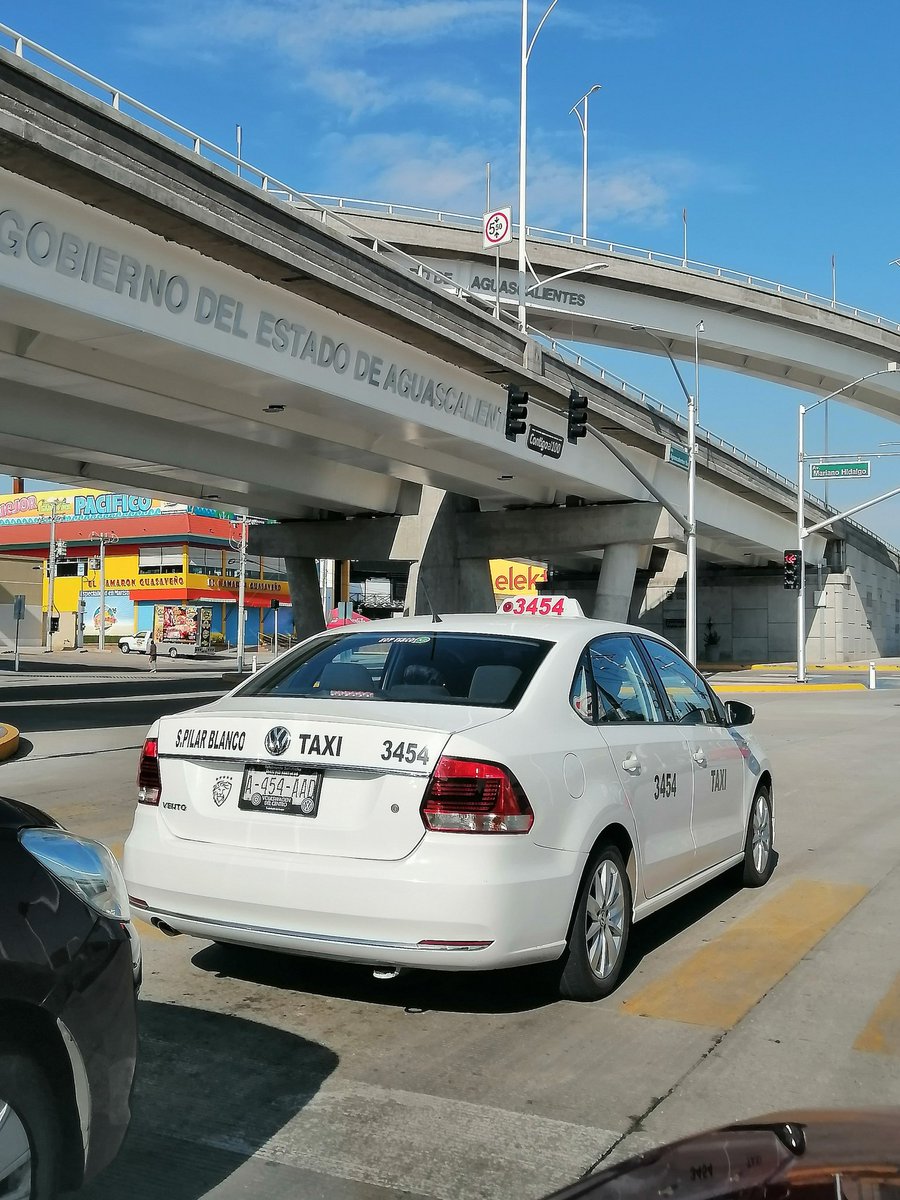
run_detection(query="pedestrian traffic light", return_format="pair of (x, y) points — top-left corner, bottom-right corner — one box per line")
(567, 390), (589, 443)
(505, 386), (528, 441)
(783, 549), (802, 590)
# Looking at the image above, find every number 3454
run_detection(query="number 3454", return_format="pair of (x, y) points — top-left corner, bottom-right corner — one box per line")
(653, 772), (677, 799)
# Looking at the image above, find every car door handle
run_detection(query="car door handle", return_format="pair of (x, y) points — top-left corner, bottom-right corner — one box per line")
(621, 752), (642, 775)
(692, 749), (707, 767)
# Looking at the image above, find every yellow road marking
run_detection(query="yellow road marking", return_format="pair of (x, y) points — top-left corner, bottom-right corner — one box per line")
(854, 973), (900, 1056)
(622, 880), (868, 1029)
(713, 683), (865, 693)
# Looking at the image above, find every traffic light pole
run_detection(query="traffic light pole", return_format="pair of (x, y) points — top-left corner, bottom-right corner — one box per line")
(44, 499), (58, 652)
(796, 403), (806, 683)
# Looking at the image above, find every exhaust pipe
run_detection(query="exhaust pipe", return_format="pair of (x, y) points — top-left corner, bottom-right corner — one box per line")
(151, 917), (182, 937)
(372, 965), (403, 981)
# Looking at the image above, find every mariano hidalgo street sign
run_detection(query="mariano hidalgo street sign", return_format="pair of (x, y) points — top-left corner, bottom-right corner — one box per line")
(810, 460), (871, 479)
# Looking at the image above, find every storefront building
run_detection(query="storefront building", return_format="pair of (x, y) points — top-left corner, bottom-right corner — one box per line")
(0, 488), (291, 647)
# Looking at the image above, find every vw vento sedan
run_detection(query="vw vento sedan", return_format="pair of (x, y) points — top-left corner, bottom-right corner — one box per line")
(123, 601), (773, 1001)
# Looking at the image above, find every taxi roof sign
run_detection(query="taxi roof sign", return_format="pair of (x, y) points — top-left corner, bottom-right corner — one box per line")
(497, 595), (584, 618)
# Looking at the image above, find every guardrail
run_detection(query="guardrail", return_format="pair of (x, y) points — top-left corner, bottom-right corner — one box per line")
(1, 22), (897, 557)
(295, 195), (900, 337)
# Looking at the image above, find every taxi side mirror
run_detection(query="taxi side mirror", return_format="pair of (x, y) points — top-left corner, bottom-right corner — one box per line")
(725, 700), (754, 727)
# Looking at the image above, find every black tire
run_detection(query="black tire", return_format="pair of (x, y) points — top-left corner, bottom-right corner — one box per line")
(558, 845), (632, 1001)
(741, 785), (775, 887)
(119, 644), (129, 654)
(0, 1049), (62, 1200)
(168, 647), (178, 659)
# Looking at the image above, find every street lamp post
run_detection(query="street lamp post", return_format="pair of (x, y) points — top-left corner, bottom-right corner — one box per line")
(517, 0), (561, 331)
(796, 363), (900, 683)
(570, 84), (601, 245)
(632, 326), (701, 664)
(524, 261), (608, 298)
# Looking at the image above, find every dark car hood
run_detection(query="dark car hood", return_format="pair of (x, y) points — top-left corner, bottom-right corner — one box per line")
(0, 796), (59, 833)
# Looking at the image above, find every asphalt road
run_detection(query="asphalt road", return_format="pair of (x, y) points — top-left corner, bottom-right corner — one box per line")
(2, 681), (898, 1200)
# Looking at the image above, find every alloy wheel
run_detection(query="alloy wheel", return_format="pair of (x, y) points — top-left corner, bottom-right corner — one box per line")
(585, 859), (626, 979)
(752, 793), (772, 874)
(0, 1100), (32, 1200)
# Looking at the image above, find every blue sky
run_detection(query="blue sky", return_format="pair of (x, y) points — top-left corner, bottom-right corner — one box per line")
(3, 0), (900, 541)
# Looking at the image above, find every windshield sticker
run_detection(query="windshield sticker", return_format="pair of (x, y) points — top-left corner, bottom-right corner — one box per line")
(377, 636), (432, 644)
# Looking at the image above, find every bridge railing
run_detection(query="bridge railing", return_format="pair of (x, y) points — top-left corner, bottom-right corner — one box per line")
(291, 195), (900, 337)
(2, 23), (897, 556)
(0, 24), (523, 333)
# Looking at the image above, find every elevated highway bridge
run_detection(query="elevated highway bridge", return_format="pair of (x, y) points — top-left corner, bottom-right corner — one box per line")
(0, 26), (898, 661)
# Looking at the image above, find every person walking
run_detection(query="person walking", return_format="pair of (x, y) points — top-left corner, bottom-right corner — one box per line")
(148, 638), (158, 674)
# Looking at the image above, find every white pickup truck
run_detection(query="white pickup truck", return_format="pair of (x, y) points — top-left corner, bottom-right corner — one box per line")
(118, 632), (152, 655)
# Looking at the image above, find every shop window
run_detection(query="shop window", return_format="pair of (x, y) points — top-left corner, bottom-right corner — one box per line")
(138, 547), (183, 575)
(188, 546), (224, 577)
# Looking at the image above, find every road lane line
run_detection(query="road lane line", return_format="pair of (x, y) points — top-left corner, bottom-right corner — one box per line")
(854, 972), (900, 1055)
(621, 879), (868, 1029)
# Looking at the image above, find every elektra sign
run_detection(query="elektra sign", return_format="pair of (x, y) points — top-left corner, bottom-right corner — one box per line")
(0, 206), (504, 435)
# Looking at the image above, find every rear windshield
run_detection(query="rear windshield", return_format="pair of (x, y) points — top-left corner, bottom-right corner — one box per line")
(238, 631), (552, 708)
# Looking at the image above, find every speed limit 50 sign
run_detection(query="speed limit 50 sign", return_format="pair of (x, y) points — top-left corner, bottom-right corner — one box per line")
(483, 207), (512, 249)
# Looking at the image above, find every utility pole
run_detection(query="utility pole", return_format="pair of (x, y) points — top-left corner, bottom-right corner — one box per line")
(91, 531), (119, 651)
(230, 515), (250, 673)
(44, 498), (62, 652)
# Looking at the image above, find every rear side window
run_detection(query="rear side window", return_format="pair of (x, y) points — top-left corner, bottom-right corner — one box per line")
(570, 636), (663, 724)
(239, 631), (552, 708)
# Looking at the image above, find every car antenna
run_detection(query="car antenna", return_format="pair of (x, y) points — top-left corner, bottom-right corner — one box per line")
(419, 577), (442, 624)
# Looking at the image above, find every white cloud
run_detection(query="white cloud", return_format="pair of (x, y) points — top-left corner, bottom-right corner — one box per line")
(130, 0), (659, 113)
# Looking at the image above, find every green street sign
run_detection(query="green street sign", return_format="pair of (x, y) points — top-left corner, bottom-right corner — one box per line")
(810, 460), (871, 480)
(665, 443), (690, 471)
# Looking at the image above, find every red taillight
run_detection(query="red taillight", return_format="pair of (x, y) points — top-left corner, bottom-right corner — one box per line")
(421, 756), (534, 834)
(137, 738), (161, 805)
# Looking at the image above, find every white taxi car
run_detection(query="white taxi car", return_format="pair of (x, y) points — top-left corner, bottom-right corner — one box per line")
(123, 601), (774, 1000)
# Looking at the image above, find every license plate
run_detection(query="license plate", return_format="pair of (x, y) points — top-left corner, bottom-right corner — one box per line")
(238, 765), (322, 817)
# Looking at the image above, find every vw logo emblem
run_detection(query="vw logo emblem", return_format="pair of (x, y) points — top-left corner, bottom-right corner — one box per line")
(264, 726), (291, 756)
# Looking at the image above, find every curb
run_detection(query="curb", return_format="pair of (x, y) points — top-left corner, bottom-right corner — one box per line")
(706, 662), (900, 673)
(713, 683), (867, 694)
(0, 723), (21, 761)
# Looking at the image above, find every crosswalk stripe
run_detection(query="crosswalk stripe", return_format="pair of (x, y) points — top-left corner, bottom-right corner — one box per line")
(854, 972), (900, 1055)
(621, 879), (868, 1029)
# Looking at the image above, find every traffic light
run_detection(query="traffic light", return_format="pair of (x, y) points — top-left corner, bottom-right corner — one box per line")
(783, 549), (802, 590)
(567, 389), (589, 443)
(505, 386), (528, 441)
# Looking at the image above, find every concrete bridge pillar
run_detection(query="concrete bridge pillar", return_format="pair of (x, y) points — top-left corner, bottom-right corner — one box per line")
(406, 487), (495, 616)
(593, 543), (641, 623)
(284, 557), (326, 642)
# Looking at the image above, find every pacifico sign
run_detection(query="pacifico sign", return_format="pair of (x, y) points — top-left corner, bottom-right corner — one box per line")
(0, 196), (505, 435)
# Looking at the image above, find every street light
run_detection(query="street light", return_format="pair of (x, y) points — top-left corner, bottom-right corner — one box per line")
(796, 363), (900, 683)
(631, 325), (701, 665)
(524, 261), (608, 296)
(570, 84), (601, 245)
(518, 0), (561, 331)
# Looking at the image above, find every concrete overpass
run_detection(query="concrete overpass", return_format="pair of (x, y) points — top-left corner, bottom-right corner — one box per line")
(298, 204), (900, 422)
(0, 28), (897, 659)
